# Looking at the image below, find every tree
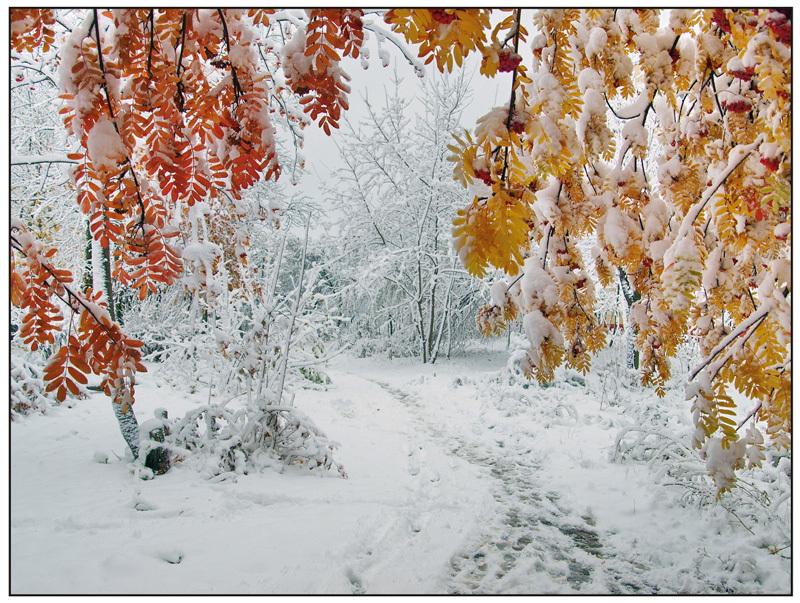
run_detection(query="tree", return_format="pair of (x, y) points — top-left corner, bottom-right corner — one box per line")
(8, 8), (397, 461)
(384, 8), (791, 493)
(326, 73), (487, 362)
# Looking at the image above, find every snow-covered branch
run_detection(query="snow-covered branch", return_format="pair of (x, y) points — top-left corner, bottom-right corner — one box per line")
(11, 153), (78, 166)
(688, 303), (770, 383)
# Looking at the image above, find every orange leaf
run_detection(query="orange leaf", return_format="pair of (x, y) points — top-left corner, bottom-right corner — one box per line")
(66, 378), (81, 397)
(68, 366), (89, 384)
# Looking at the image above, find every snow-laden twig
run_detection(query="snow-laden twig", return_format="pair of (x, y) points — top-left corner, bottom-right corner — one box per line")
(362, 20), (426, 77)
(11, 153), (78, 165)
(677, 135), (764, 239)
(274, 216), (311, 405)
(687, 303), (770, 383)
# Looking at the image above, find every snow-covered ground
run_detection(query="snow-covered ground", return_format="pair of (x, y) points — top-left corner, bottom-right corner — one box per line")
(10, 344), (791, 594)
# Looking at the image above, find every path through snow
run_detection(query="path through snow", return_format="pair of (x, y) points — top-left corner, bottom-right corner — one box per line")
(369, 378), (653, 593)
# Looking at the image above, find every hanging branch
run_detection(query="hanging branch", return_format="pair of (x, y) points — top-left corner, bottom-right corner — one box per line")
(89, 9), (148, 231)
(217, 9), (243, 103)
(11, 229), (120, 344)
(146, 9), (155, 80)
(175, 10), (188, 112)
(500, 8), (523, 183)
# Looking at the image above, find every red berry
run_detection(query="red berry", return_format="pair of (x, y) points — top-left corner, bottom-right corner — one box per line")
(430, 9), (456, 25)
(712, 9), (731, 34)
(760, 156), (781, 172)
(576, 279), (586, 288)
(766, 11), (792, 45)
(473, 169), (492, 186)
(728, 66), (756, 81)
(723, 99), (751, 113)
(498, 48), (522, 73)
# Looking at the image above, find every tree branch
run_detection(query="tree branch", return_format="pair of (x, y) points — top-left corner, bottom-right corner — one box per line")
(688, 304), (769, 382)
(11, 230), (120, 344)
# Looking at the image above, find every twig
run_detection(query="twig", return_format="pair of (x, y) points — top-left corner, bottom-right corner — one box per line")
(501, 8), (523, 183)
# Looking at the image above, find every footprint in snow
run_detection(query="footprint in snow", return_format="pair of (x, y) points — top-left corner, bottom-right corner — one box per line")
(131, 489), (158, 512)
(404, 442), (421, 476)
(155, 547), (184, 565)
(345, 568), (365, 594)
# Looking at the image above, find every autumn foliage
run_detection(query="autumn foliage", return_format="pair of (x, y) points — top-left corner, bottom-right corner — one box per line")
(12, 220), (146, 409)
(10, 8), (366, 414)
(387, 8), (791, 493)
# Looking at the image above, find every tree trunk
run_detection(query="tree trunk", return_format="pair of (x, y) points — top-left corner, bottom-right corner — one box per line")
(618, 268), (641, 369)
(83, 219), (93, 291)
(112, 401), (140, 459)
(416, 258), (427, 363)
(100, 216), (116, 322)
(430, 263), (455, 365)
(275, 219), (310, 404)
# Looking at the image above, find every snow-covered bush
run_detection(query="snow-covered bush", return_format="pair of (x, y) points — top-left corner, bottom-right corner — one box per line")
(165, 391), (346, 479)
(11, 355), (55, 418)
(120, 214), (346, 478)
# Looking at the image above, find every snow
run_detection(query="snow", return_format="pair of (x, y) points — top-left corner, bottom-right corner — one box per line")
(585, 27), (608, 60)
(86, 117), (126, 171)
(10, 345), (790, 594)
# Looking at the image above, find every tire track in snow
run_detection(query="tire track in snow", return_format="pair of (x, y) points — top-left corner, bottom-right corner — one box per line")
(369, 379), (658, 594)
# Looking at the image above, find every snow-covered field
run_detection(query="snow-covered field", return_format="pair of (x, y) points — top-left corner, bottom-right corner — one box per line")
(10, 344), (791, 594)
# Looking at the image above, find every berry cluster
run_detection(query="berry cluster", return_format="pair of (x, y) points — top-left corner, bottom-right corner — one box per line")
(723, 99), (751, 113)
(430, 9), (456, 25)
(765, 10), (792, 45)
(498, 48), (522, 72)
(473, 169), (493, 186)
(508, 115), (525, 134)
(760, 155), (781, 172)
(712, 9), (732, 33)
(728, 65), (756, 81)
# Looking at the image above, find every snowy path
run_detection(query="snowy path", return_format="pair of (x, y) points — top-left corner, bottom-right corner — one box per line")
(367, 378), (653, 594)
(326, 353), (789, 595)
